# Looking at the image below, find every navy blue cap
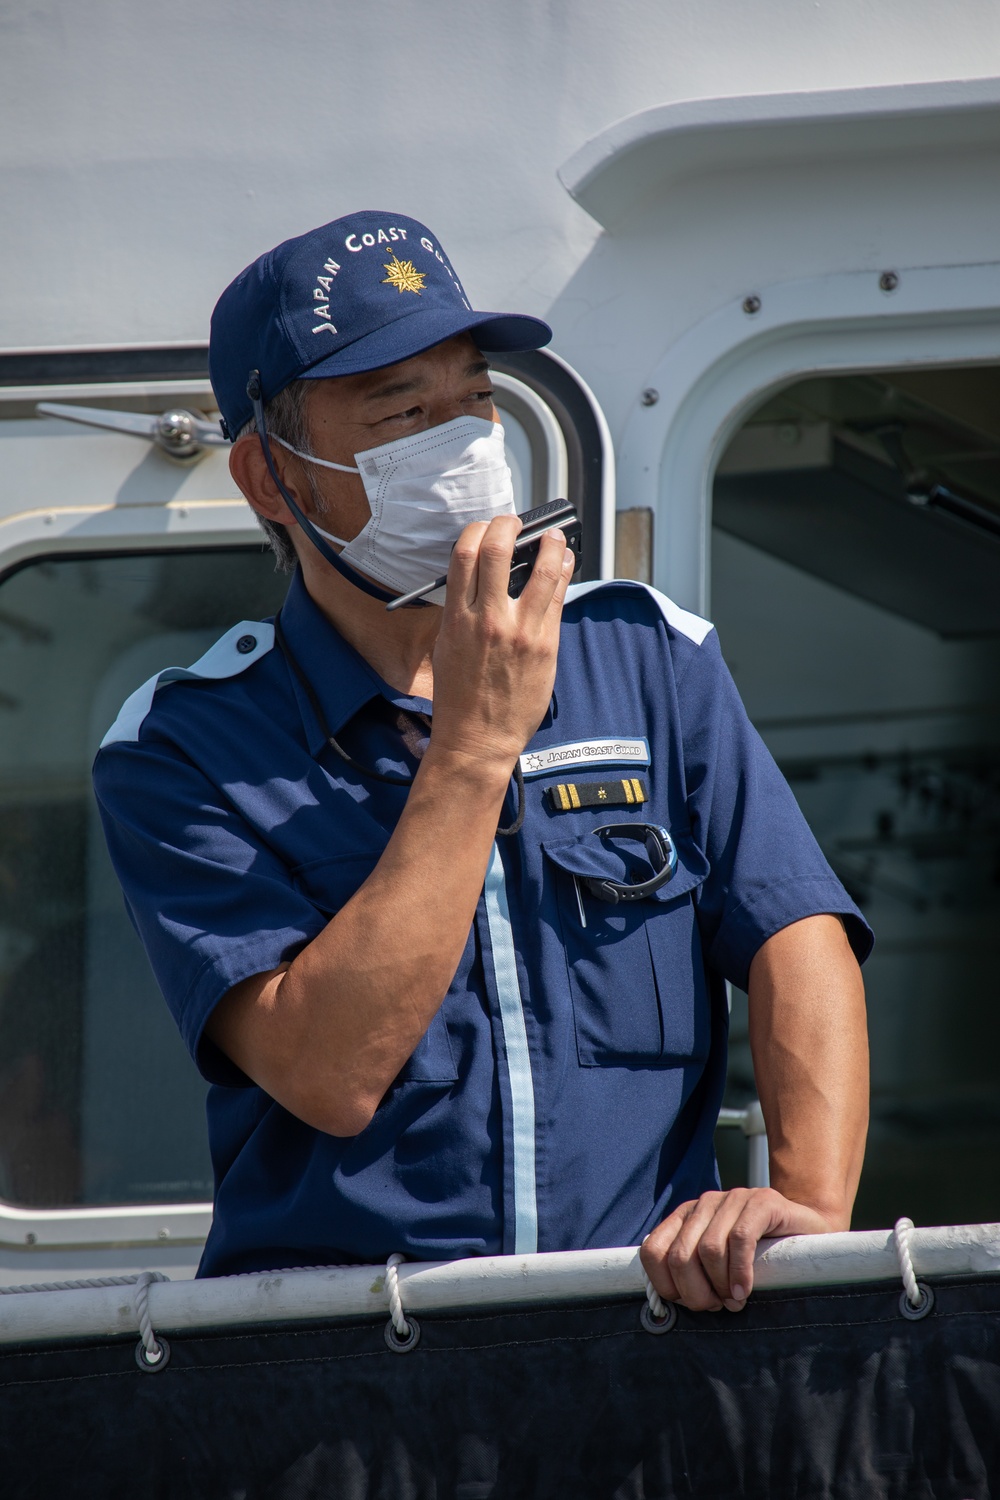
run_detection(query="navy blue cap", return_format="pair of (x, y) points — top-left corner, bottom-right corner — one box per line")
(209, 211), (552, 437)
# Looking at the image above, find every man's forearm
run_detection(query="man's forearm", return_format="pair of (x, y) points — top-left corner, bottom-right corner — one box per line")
(209, 746), (515, 1135)
(207, 516), (573, 1135)
(747, 913), (869, 1228)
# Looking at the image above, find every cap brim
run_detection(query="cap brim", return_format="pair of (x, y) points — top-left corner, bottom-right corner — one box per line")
(297, 306), (551, 382)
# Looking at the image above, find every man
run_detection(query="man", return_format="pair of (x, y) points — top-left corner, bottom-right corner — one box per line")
(94, 211), (871, 1313)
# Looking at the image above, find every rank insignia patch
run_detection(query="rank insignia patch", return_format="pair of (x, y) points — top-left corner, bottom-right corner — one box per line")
(547, 778), (649, 812)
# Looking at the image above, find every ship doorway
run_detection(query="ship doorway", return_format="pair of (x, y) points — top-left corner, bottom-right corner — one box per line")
(711, 364), (1000, 1229)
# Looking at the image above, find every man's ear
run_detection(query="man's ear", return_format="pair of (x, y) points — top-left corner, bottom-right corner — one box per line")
(229, 434), (303, 528)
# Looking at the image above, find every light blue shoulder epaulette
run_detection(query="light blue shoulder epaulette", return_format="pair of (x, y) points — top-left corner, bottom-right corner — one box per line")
(566, 578), (714, 646)
(100, 621), (275, 748)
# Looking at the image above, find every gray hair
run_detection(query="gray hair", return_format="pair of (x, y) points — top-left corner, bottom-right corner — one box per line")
(235, 380), (327, 572)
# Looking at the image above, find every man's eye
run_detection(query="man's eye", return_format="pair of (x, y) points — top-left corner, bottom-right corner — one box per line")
(469, 388), (494, 403)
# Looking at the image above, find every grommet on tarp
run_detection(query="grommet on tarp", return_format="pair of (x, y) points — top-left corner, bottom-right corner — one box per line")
(640, 1273), (678, 1334)
(899, 1284), (934, 1321)
(132, 1270), (171, 1371)
(135, 1334), (171, 1371)
(894, 1216), (935, 1321)
(640, 1300), (677, 1334)
(384, 1252), (421, 1353)
(384, 1316), (421, 1352)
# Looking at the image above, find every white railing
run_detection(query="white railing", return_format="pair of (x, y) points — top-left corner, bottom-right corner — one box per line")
(1, 1224), (999, 1348)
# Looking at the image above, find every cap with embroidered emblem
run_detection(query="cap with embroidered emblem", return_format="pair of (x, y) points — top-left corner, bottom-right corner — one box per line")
(209, 210), (552, 438)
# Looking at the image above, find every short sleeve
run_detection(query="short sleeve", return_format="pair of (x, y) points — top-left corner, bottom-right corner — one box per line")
(93, 736), (329, 1085)
(675, 629), (873, 990)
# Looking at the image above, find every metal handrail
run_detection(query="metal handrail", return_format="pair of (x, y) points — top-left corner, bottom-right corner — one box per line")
(716, 1100), (770, 1188)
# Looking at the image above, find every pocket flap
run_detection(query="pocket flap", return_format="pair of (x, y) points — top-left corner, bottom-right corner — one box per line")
(542, 829), (709, 902)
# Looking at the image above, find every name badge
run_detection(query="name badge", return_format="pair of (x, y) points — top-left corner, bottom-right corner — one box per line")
(519, 737), (651, 779)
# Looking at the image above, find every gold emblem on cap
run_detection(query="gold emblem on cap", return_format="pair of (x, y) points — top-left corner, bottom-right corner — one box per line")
(382, 255), (426, 295)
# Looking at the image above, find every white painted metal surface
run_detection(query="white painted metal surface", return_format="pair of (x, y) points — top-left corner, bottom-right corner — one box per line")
(560, 79), (1000, 229)
(0, 1199), (212, 1254)
(551, 79), (1000, 613)
(490, 370), (568, 508)
(540, 348), (617, 580)
(1, 1226), (998, 1348)
(7, 2), (1000, 355)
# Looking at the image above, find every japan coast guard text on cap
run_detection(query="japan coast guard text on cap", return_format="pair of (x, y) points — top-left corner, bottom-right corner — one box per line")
(209, 210), (551, 440)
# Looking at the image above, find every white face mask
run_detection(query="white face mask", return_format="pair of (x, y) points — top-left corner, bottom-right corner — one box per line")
(273, 415), (515, 601)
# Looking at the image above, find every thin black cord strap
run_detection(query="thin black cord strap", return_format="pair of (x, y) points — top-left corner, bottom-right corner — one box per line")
(275, 608), (525, 832)
(246, 370), (422, 609)
(496, 760), (525, 837)
(274, 611), (412, 786)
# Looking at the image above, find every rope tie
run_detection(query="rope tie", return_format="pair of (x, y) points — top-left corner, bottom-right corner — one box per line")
(386, 1253), (409, 1337)
(894, 1218), (920, 1306)
(0, 1273), (168, 1295)
(644, 1273), (668, 1321)
(384, 1252), (421, 1352)
(133, 1271), (170, 1370)
(893, 1216), (935, 1321)
(224, 1262), (355, 1278)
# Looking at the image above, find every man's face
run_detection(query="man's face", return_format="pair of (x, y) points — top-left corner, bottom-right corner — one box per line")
(292, 332), (498, 544)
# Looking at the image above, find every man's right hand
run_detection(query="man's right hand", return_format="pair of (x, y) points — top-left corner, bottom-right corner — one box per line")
(429, 514), (575, 776)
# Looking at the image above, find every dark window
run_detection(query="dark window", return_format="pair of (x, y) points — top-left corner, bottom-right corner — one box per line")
(0, 548), (288, 1208)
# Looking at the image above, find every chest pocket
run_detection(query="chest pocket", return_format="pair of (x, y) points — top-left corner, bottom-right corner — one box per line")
(542, 831), (711, 1066)
(293, 853), (459, 1085)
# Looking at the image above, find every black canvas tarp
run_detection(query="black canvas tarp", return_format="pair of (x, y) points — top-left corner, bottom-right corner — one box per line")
(2, 1275), (999, 1499)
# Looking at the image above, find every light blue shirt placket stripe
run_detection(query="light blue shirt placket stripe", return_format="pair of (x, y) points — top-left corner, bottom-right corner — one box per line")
(483, 843), (538, 1255)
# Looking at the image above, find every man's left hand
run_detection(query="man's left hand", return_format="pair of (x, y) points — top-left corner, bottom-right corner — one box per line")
(639, 1187), (841, 1313)
(643, 915), (868, 1314)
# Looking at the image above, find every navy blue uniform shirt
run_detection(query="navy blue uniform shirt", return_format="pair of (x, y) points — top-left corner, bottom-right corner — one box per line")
(93, 570), (872, 1277)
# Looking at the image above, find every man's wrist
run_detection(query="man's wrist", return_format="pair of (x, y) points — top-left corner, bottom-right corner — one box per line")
(418, 742), (518, 798)
(767, 1180), (854, 1233)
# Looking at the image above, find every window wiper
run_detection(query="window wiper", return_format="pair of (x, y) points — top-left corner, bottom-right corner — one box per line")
(35, 401), (228, 460)
(872, 420), (1000, 541)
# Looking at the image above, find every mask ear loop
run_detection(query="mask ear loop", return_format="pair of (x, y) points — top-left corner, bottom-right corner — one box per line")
(245, 370), (426, 609)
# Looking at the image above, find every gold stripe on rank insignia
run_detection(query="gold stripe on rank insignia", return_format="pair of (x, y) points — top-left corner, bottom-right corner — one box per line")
(546, 777), (651, 812)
